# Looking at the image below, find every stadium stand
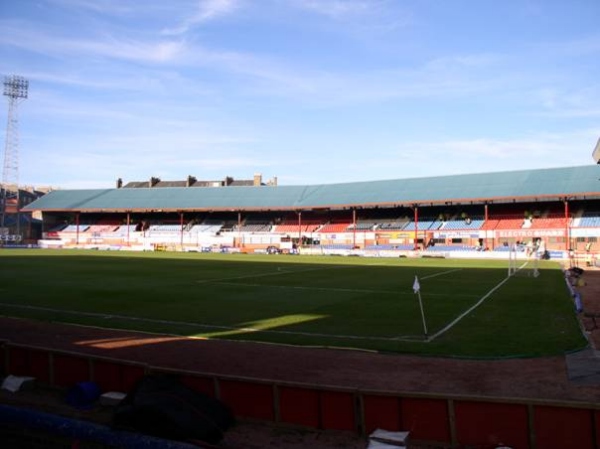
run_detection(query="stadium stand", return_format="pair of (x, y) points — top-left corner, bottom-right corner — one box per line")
(234, 223), (272, 232)
(148, 225), (182, 233)
(348, 222), (376, 231)
(60, 224), (90, 232)
(529, 217), (566, 229)
(320, 244), (354, 250)
(376, 220), (410, 230)
(575, 212), (600, 227)
(402, 220), (442, 231)
(114, 225), (137, 236)
(189, 224), (223, 234)
(318, 223), (352, 233)
(440, 217), (485, 230)
(486, 218), (525, 230)
(85, 225), (118, 233)
(425, 244), (473, 252)
(20, 166), (600, 255)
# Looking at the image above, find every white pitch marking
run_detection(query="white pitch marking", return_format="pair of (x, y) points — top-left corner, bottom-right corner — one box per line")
(211, 281), (480, 298)
(195, 264), (347, 284)
(426, 271), (516, 342)
(421, 268), (463, 280)
(0, 302), (417, 342)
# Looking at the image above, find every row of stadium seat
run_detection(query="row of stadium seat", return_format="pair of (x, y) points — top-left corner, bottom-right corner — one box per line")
(51, 215), (600, 235)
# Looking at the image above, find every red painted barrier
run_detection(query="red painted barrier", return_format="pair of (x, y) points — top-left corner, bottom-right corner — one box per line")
(363, 394), (401, 434)
(180, 374), (215, 397)
(279, 386), (320, 428)
(93, 360), (146, 393)
(8, 347), (51, 383)
(219, 379), (274, 421)
(53, 354), (90, 387)
(455, 401), (528, 448)
(7, 346), (30, 376)
(595, 410), (600, 449)
(534, 405), (594, 449)
(4, 342), (600, 449)
(0, 343), (5, 377)
(29, 350), (51, 384)
(120, 364), (146, 392)
(401, 397), (450, 443)
(93, 360), (126, 392)
(319, 390), (356, 431)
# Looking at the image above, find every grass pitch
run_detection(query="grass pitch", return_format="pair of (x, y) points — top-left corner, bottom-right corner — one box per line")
(0, 249), (587, 357)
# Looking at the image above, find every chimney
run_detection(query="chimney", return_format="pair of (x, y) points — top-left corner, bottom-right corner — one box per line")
(253, 173), (263, 186)
(116, 178), (123, 189)
(186, 175), (196, 187)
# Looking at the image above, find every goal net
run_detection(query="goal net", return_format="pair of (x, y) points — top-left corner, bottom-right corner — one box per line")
(508, 244), (540, 278)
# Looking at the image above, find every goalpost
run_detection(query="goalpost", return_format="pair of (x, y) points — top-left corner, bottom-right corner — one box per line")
(508, 244), (540, 278)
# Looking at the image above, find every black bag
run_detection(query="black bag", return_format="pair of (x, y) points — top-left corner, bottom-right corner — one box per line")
(113, 375), (234, 444)
(570, 266), (585, 276)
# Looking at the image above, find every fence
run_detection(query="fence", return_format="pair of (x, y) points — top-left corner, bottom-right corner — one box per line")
(1, 340), (599, 449)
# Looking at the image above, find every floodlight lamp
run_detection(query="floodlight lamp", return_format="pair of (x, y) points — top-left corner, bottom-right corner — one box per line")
(3, 75), (29, 99)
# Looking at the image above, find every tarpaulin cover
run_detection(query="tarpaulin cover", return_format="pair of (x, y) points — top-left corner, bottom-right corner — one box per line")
(113, 375), (234, 444)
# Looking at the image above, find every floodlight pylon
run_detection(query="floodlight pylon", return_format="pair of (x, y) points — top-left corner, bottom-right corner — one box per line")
(1, 75), (28, 235)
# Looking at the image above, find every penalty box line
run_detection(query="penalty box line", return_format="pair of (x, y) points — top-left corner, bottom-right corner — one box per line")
(426, 273), (514, 342)
(206, 267), (478, 299)
(195, 264), (351, 285)
(211, 281), (479, 298)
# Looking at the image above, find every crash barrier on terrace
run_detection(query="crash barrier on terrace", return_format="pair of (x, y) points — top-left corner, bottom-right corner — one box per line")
(1, 341), (599, 448)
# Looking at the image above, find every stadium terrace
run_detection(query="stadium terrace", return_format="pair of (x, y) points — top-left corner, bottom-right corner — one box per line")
(14, 165), (600, 261)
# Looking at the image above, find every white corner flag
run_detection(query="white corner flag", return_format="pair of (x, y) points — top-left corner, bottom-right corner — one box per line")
(413, 275), (428, 337)
(413, 276), (420, 294)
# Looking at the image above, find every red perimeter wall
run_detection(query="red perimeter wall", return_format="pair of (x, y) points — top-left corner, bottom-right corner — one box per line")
(2, 343), (599, 449)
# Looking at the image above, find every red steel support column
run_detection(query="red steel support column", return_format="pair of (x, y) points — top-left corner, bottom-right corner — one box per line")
(414, 206), (419, 250)
(352, 209), (357, 249)
(76, 213), (80, 245)
(298, 211), (302, 246)
(238, 211), (242, 248)
(564, 200), (570, 251)
(484, 203), (489, 249)
(180, 212), (184, 247)
(126, 213), (130, 246)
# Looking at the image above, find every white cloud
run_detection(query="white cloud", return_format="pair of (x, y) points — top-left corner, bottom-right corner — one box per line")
(390, 131), (599, 174)
(47, 0), (137, 15)
(0, 21), (186, 64)
(531, 85), (600, 118)
(0, 13), (510, 106)
(294, 0), (372, 18)
(287, 0), (408, 32)
(162, 0), (240, 35)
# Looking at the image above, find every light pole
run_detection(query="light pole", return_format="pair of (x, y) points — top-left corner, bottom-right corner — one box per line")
(1, 75), (28, 239)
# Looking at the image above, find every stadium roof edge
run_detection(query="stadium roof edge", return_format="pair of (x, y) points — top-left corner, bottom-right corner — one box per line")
(22, 165), (600, 213)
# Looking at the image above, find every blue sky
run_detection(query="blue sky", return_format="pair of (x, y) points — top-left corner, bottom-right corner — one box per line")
(1, 0), (599, 189)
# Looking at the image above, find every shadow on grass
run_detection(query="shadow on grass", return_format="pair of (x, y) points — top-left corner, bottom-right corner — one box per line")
(0, 250), (587, 358)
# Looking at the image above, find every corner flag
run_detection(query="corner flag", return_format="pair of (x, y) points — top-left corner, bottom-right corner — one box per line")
(412, 275), (427, 337)
(413, 276), (420, 294)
